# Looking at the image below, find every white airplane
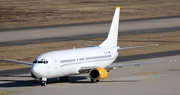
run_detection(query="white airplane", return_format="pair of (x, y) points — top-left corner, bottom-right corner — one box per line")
(3, 6), (175, 86)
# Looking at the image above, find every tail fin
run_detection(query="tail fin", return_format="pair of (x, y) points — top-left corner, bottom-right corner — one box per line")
(99, 6), (120, 47)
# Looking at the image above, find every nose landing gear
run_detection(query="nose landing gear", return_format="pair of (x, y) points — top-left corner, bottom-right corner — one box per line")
(41, 81), (46, 86)
(41, 77), (47, 86)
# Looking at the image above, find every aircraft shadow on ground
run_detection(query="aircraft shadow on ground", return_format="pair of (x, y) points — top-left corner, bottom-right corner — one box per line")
(0, 76), (87, 87)
(0, 76), (139, 87)
(69, 80), (139, 84)
(10, 75), (31, 78)
(0, 79), (39, 87)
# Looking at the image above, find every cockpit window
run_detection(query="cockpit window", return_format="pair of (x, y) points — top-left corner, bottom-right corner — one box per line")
(33, 59), (48, 64)
(33, 60), (37, 63)
(38, 61), (43, 63)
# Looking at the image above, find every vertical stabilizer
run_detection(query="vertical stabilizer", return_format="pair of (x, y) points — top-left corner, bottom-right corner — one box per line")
(99, 6), (120, 47)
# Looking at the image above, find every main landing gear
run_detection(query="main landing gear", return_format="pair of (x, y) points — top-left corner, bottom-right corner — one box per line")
(91, 79), (99, 82)
(40, 76), (69, 86)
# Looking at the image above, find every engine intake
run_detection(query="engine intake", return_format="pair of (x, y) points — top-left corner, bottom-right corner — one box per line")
(89, 67), (108, 80)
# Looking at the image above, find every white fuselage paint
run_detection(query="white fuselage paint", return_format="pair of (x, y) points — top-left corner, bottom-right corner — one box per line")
(31, 47), (119, 78)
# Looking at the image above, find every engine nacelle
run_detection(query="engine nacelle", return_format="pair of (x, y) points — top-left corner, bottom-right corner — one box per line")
(89, 67), (108, 80)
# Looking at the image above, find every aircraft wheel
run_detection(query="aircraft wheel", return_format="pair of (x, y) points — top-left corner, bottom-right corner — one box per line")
(91, 79), (95, 82)
(41, 81), (46, 86)
(96, 80), (99, 82)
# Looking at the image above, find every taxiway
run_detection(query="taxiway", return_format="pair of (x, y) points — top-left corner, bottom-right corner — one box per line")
(0, 16), (180, 46)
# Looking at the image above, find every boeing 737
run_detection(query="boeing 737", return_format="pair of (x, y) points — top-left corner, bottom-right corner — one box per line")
(3, 6), (175, 86)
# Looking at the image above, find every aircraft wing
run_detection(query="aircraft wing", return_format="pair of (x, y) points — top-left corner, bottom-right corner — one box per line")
(78, 59), (176, 73)
(84, 44), (98, 47)
(105, 60), (176, 70)
(118, 44), (158, 51)
(3, 58), (32, 65)
(78, 66), (96, 74)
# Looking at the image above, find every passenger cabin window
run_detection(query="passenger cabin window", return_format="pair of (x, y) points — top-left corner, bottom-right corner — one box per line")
(79, 58), (84, 61)
(60, 59), (76, 63)
(85, 55), (111, 60)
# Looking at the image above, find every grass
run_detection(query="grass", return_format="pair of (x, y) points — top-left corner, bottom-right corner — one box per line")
(165, 68), (180, 71)
(0, 91), (22, 95)
(0, 0), (180, 29)
(0, 31), (180, 71)
(136, 72), (158, 75)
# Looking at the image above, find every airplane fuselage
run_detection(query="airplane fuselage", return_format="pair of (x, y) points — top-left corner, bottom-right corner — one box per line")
(31, 46), (119, 78)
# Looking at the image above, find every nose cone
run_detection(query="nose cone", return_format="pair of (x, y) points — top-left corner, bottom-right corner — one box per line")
(31, 65), (44, 78)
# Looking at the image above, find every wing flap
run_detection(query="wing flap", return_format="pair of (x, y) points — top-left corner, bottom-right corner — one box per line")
(77, 59), (176, 73)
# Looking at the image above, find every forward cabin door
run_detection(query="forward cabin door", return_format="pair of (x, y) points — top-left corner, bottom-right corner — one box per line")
(52, 56), (58, 69)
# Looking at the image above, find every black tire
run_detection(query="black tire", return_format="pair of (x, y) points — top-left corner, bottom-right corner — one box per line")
(96, 80), (99, 82)
(91, 79), (95, 82)
(41, 82), (46, 86)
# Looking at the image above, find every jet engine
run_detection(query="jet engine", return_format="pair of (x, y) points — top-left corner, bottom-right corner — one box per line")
(89, 67), (108, 80)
